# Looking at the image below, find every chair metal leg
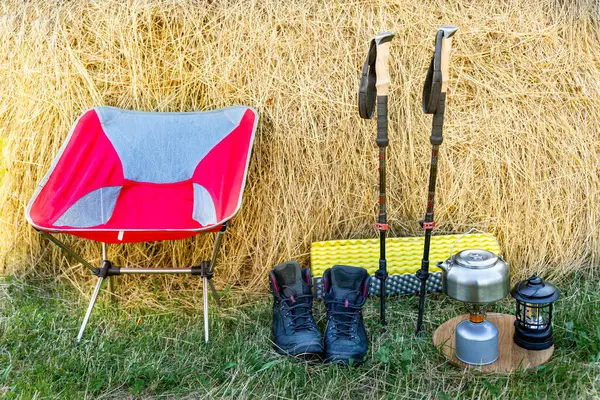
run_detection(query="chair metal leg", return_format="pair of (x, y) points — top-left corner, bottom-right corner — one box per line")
(209, 230), (225, 271)
(103, 242), (117, 303)
(206, 228), (225, 309)
(77, 277), (103, 343)
(207, 278), (221, 308)
(202, 225), (227, 343)
(203, 276), (209, 343)
(107, 276), (117, 303)
(43, 229), (229, 345)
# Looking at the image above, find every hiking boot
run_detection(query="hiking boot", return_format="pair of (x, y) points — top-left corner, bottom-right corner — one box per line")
(269, 261), (323, 357)
(323, 265), (370, 364)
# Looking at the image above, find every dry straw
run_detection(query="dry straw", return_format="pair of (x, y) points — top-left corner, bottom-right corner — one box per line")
(0, 0), (598, 301)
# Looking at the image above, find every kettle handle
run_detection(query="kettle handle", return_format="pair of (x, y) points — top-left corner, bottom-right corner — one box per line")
(449, 228), (502, 260)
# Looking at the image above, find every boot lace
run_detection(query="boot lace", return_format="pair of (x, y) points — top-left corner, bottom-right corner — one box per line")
(327, 290), (365, 341)
(281, 286), (315, 332)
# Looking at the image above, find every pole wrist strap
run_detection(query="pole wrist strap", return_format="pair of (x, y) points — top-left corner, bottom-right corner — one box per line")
(358, 39), (377, 119)
(422, 30), (444, 115)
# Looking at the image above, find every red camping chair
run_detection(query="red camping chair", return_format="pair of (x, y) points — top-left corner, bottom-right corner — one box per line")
(26, 105), (258, 343)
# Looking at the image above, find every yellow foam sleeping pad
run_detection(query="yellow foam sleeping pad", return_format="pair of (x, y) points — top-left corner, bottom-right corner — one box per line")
(310, 233), (500, 277)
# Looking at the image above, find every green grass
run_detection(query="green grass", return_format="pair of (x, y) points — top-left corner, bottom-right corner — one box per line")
(0, 274), (599, 399)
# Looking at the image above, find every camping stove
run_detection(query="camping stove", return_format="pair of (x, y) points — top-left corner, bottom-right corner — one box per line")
(438, 249), (510, 365)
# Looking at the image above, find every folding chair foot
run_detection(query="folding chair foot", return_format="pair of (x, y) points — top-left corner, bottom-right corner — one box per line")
(76, 277), (103, 343)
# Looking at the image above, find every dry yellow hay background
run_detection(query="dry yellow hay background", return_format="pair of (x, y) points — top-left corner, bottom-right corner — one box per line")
(0, 0), (598, 300)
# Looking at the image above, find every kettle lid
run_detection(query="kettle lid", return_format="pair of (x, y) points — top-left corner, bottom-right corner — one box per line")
(453, 249), (498, 269)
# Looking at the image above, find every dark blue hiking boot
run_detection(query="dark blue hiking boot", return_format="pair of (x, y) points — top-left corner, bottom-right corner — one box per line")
(323, 265), (370, 364)
(269, 261), (323, 357)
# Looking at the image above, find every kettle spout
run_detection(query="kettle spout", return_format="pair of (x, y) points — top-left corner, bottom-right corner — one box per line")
(437, 261), (449, 272)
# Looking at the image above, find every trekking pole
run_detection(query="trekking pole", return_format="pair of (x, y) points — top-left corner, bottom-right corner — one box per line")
(415, 26), (458, 336)
(359, 32), (394, 325)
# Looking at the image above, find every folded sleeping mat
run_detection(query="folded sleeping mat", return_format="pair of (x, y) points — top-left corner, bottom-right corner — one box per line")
(310, 233), (500, 297)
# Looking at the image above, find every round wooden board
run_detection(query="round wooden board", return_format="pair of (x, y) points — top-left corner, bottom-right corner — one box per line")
(432, 313), (554, 373)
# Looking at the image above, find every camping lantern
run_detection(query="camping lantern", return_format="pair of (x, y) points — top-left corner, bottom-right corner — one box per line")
(511, 275), (560, 350)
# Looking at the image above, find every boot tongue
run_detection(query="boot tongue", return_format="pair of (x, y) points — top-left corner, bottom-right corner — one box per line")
(273, 261), (306, 298)
(330, 266), (368, 303)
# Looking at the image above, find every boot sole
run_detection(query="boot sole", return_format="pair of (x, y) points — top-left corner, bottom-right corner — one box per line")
(324, 354), (367, 365)
(274, 343), (323, 359)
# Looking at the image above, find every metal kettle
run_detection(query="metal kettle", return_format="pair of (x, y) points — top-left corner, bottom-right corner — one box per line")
(437, 249), (510, 304)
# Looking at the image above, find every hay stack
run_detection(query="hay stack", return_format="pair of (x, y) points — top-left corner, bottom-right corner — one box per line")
(0, 0), (598, 297)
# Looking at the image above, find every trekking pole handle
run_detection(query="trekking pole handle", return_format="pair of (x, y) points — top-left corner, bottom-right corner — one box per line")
(375, 32), (394, 96)
(439, 26), (458, 93)
(374, 32), (394, 147)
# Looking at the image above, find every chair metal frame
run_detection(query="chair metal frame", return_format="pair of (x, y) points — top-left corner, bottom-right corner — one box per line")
(38, 222), (228, 344)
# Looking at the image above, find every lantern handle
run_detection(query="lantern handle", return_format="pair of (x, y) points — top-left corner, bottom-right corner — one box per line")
(448, 228), (503, 262)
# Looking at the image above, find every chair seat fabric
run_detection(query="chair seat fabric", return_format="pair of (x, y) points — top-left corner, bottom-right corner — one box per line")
(26, 106), (258, 243)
